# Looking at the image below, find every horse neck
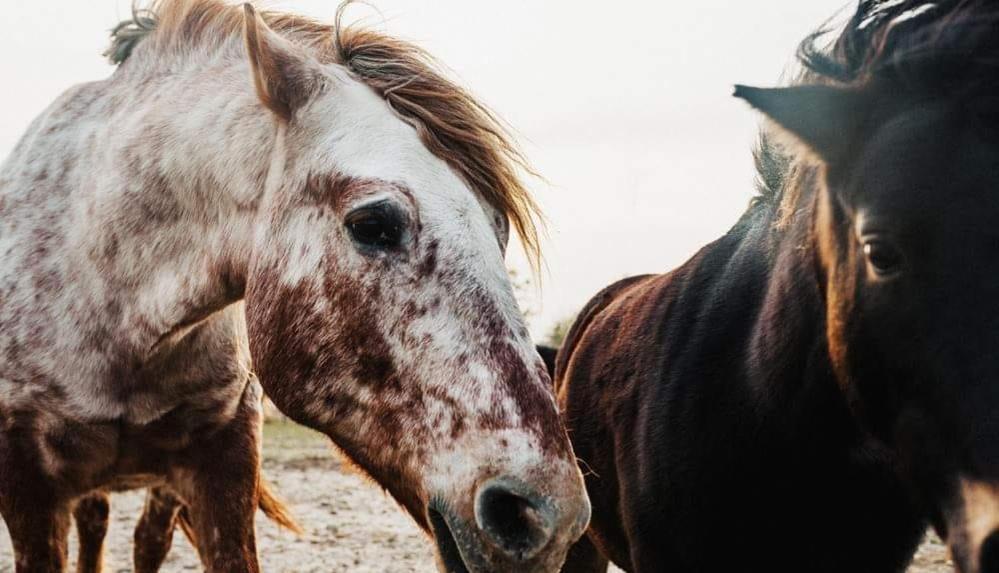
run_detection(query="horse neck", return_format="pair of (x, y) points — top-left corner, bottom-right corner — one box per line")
(66, 55), (277, 355)
(744, 191), (858, 439)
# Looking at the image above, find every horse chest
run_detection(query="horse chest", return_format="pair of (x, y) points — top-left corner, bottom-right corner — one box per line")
(20, 380), (253, 494)
(0, 306), (253, 492)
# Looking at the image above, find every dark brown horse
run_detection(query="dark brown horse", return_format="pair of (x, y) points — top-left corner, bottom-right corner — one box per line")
(557, 1), (999, 572)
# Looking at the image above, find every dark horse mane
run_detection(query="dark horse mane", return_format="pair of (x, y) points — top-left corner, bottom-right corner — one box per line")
(754, 0), (999, 220)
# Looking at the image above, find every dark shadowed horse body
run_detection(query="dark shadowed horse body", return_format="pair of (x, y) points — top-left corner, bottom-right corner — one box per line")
(558, 1), (999, 572)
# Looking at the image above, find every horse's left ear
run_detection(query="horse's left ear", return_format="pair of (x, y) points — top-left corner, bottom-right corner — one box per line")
(243, 3), (326, 121)
(734, 84), (868, 165)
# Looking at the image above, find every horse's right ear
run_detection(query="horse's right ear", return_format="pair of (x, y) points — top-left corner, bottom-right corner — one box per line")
(734, 84), (869, 165)
(243, 4), (326, 121)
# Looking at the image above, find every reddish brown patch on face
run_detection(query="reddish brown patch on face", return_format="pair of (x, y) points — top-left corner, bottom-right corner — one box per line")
(245, 255), (424, 515)
(422, 385), (466, 440)
(402, 298), (431, 322)
(417, 240), (439, 278)
(449, 285), (571, 458)
(102, 233), (120, 260)
(31, 268), (62, 294)
(303, 173), (418, 216)
(303, 172), (359, 208)
(28, 227), (56, 261)
(244, 278), (327, 417)
(321, 271), (402, 394)
(485, 337), (570, 457)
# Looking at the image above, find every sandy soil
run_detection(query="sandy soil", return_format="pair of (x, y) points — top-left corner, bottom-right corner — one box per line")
(0, 422), (956, 572)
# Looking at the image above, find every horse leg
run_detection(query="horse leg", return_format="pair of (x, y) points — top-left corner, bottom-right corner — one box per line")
(133, 479), (298, 573)
(0, 427), (72, 572)
(3, 503), (72, 573)
(168, 387), (262, 573)
(561, 533), (610, 573)
(0, 479), (72, 573)
(72, 492), (110, 573)
(171, 436), (260, 572)
(1, 499), (72, 573)
(133, 487), (186, 573)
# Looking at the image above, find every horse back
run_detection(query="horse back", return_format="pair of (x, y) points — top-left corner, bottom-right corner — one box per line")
(553, 274), (654, 397)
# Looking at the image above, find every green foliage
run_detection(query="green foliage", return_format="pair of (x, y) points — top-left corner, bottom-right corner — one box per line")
(507, 267), (537, 325)
(545, 314), (577, 347)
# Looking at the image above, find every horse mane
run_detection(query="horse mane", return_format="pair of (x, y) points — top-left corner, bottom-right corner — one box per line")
(755, 0), (999, 224)
(107, 0), (542, 266)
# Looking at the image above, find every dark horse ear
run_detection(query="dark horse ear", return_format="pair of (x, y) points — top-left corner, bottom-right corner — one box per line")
(734, 84), (868, 164)
(243, 4), (326, 121)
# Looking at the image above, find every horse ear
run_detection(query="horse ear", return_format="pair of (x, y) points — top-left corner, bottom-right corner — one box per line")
(734, 84), (867, 164)
(243, 4), (325, 121)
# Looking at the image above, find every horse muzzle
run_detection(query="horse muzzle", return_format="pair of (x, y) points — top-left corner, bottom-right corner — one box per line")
(427, 475), (590, 573)
(945, 479), (999, 573)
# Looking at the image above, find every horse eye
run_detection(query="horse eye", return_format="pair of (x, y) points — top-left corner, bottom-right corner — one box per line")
(345, 206), (404, 249)
(863, 240), (904, 275)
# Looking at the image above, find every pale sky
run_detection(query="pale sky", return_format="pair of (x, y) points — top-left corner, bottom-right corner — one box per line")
(0, 1), (848, 338)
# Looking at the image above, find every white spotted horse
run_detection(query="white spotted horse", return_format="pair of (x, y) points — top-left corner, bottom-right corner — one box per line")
(0, 1), (590, 571)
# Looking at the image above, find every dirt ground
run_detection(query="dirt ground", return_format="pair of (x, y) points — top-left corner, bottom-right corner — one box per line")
(0, 421), (955, 572)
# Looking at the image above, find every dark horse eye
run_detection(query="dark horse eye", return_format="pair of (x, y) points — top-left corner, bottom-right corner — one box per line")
(863, 240), (904, 275)
(345, 204), (404, 249)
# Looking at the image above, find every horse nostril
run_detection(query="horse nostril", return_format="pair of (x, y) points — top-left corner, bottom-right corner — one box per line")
(474, 479), (554, 561)
(981, 530), (999, 573)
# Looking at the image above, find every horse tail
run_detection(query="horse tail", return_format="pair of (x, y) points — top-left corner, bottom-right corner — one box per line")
(174, 479), (302, 540)
(257, 479), (303, 534)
